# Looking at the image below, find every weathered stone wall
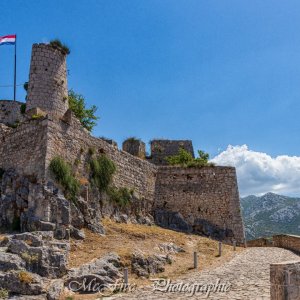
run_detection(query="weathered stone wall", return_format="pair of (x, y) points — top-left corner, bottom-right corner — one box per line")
(26, 43), (68, 118)
(270, 260), (300, 299)
(273, 235), (300, 254)
(149, 140), (194, 165)
(154, 166), (245, 244)
(122, 139), (146, 159)
(0, 119), (48, 178)
(0, 100), (25, 125)
(0, 116), (245, 241)
(45, 117), (158, 213)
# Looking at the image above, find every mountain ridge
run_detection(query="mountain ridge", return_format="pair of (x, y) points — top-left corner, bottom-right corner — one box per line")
(240, 192), (300, 240)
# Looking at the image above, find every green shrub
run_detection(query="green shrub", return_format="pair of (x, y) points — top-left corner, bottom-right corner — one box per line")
(89, 155), (116, 192)
(124, 137), (141, 143)
(31, 114), (44, 120)
(166, 148), (194, 166)
(74, 159), (80, 166)
(7, 121), (20, 129)
(49, 156), (80, 202)
(49, 39), (70, 55)
(88, 147), (96, 156)
(20, 103), (26, 114)
(107, 187), (134, 207)
(68, 90), (98, 132)
(0, 288), (8, 299)
(166, 148), (214, 168)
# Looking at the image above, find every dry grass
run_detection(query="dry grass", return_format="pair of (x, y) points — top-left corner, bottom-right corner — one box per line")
(18, 271), (33, 284)
(69, 218), (244, 288)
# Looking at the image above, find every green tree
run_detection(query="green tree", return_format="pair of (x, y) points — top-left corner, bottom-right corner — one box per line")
(68, 89), (99, 132)
(166, 148), (213, 168)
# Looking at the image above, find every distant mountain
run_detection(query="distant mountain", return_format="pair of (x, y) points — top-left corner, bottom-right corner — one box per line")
(240, 192), (300, 240)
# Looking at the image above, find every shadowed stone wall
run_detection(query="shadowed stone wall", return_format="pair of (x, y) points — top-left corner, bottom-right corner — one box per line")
(154, 166), (245, 244)
(26, 43), (69, 118)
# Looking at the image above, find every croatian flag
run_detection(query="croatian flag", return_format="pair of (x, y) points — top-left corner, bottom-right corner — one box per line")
(0, 35), (16, 46)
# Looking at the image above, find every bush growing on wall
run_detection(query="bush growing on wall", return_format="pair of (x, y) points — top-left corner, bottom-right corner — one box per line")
(107, 187), (134, 207)
(49, 156), (80, 202)
(49, 39), (70, 55)
(68, 90), (99, 132)
(89, 154), (133, 206)
(166, 148), (214, 168)
(89, 154), (116, 192)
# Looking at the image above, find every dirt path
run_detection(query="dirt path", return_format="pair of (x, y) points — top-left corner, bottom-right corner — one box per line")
(110, 247), (300, 299)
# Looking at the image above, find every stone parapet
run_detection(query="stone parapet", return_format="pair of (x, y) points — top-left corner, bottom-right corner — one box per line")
(273, 235), (300, 254)
(270, 260), (300, 300)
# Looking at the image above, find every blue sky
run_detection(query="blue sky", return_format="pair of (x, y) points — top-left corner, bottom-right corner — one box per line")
(1, 1), (300, 196)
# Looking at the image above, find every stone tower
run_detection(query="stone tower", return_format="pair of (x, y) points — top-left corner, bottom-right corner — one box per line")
(26, 43), (69, 118)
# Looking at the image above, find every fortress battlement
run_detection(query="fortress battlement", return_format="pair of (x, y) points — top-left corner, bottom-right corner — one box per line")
(0, 43), (245, 244)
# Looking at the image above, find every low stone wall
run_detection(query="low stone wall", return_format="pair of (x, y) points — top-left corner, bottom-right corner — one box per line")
(270, 260), (300, 299)
(247, 237), (273, 247)
(154, 166), (245, 244)
(0, 100), (25, 125)
(273, 235), (300, 254)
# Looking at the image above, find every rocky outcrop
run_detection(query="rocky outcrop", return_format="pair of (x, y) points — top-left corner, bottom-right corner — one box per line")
(66, 253), (122, 293)
(0, 169), (104, 239)
(158, 242), (185, 254)
(0, 231), (68, 299)
(155, 209), (234, 240)
(131, 252), (172, 278)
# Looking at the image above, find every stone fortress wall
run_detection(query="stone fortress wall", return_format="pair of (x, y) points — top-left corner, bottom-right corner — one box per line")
(45, 117), (158, 212)
(154, 166), (245, 243)
(0, 42), (246, 244)
(0, 119), (48, 177)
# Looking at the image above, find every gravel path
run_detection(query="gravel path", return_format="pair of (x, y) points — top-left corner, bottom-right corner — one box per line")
(110, 247), (300, 300)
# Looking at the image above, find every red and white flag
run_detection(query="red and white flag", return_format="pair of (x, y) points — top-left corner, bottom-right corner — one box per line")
(0, 35), (16, 46)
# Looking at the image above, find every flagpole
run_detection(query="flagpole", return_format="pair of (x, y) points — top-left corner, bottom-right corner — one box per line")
(13, 34), (16, 101)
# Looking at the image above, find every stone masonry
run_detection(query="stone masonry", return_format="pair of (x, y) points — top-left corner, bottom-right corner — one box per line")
(26, 43), (69, 119)
(122, 138), (146, 159)
(0, 42), (246, 244)
(149, 139), (194, 165)
(0, 100), (25, 125)
(271, 260), (300, 300)
(154, 166), (245, 244)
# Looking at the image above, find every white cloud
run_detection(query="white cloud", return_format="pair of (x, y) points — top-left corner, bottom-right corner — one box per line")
(211, 145), (300, 197)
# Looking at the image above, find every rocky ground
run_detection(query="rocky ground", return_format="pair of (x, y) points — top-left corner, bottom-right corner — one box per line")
(109, 247), (300, 300)
(2, 221), (298, 299)
(69, 218), (241, 286)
